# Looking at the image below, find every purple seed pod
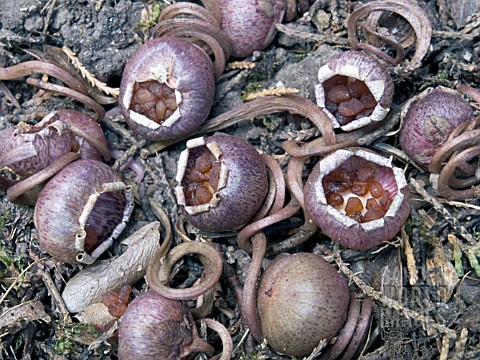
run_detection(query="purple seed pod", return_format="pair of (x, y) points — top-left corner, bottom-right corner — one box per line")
(0, 113), (74, 177)
(175, 134), (268, 232)
(219, 0), (286, 58)
(118, 291), (213, 360)
(314, 50), (394, 131)
(119, 37), (215, 141)
(399, 86), (475, 171)
(257, 252), (350, 357)
(34, 159), (134, 264)
(54, 109), (110, 161)
(304, 148), (410, 250)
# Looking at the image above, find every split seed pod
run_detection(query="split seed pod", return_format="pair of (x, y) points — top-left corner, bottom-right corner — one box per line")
(34, 159), (134, 264)
(315, 50), (394, 131)
(54, 109), (110, 162)
(0, 112), (75, 178)
(304, 148), (410, 250)
(119, 37), (215, 141)
(175, 134), (268, 232)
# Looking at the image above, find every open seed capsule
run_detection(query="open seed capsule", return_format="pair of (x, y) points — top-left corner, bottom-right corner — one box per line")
(315, 50), (394, 131)
(34, 159), (134, 264)
(119, 37), (215, 141)
(304, 148), (410, 250)
(175, 134), (268, 232)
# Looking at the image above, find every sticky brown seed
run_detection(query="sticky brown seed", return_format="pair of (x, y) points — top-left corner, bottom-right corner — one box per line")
(322, 161), (393, 223)
(130, 80), (177, 124)
(323, 75), (378, 125)
(182, 147), (221, 207)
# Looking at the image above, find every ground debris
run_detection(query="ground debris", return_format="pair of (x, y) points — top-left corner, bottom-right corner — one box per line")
(0, 300), (51, 334)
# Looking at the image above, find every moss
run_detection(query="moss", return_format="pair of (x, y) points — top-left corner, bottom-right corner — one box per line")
(54, 323), (99, 355)
(135, 1), (163, 30)
(241, 82), (264, 101)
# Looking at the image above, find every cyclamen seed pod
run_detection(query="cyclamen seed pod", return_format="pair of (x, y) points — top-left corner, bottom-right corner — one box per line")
(399, 86), (475, 170)
(0, 112), (74, 177)
(315, 50), (394, 131)
(118, 291), (213, 360)
(54, 109), (110, 161)
(34, 159), (134, 264)
(257, 252), (350, 357)
(219, 0), (286, 58)
(119, 37), (215, 141)
(304, 148), (410, 250)
(175, 134), (268, 232)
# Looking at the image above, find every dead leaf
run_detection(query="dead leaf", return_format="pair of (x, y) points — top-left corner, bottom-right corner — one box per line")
(0, 300), (51, 334)
(426, 238), (460, 302)
(443, 0), (480, 28)
(62, 222), (162, 313)
(75, 303), (116, 327)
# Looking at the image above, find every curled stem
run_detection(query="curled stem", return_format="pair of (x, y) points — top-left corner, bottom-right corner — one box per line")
(26, 78), (105, 121)
(283, 104), (402, 157)
(437, 145), (480, 200)
(251, 154), (286, 222)
(428, 121), (480, 200)
(146, 241), (223, 300)
(320, 294), (361, 360)
(196, 318), (234, 360)
(266, 215), (318, 256)
(147, 95), (337, 154)
(242, 232), (267, 342)
(191, 287), (215, 320)
(154, 18), (231, 79)
(286, 155), (307, 210)
(347, 0), (432, 68)
(68, 123), (111, 162)
(0, 60), (88, 95)
(339, 296), (373, 360)
(7, 152), (80, 205)
(237, 199), (300, 253)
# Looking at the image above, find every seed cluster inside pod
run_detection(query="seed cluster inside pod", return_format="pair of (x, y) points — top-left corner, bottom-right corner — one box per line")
(322, 156), (397, 223)
(129, 80), (178, 124)
(323, 75), (377, 126)
(182, 146), (222, 206)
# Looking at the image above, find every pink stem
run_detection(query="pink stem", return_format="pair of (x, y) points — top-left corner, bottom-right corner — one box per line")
(26, 77), (105, 121)
(242, 232), (267, 342)
(111, 150), (145, 183)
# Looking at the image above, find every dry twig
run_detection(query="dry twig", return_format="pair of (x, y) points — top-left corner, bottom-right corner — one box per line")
(62, 46), (119, 97)
(322, 245), (458, 340)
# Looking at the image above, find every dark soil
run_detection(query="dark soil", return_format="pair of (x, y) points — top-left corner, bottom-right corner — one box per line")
(1, 0), (480, 359)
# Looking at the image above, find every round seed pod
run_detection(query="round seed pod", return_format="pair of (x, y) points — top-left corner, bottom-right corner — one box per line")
(34, 159), (134, 264)
(219, 0), (286, 58)
(399, 86), (475, 171)
(119, 37), (215, 141)
(54, 109), (110, 162)
(175, 134), (268, 232)
(0, 112), (74, 178)
(118, 291), (213, 360)
(314, 50), (394, 131)
(257, 252), (350, 357)
(304, 147), (410, 250)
